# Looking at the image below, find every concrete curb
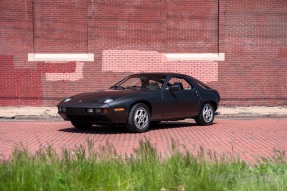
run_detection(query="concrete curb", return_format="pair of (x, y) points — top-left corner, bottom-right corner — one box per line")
(217, 114), (287, 119)
(0, 115), (61, 121)
(14, 115), (62, 121)
(9, 114), (287, 121)
(0, 106), (286, 121)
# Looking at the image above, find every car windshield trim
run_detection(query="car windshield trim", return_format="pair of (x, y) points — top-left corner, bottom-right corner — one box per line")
(110, 85), (126, 90)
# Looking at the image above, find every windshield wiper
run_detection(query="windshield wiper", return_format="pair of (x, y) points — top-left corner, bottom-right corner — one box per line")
(126, 86), (148, 90)
(126, 86), (140, 89)
(110, 85), (125, 90)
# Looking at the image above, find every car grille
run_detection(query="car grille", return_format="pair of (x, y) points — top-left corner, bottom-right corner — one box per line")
(65, 107), (86, 115)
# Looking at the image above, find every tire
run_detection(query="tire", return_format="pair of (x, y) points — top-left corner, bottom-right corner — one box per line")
(71, 120), (93, 129)
(195, 103), (215, 126)
(127, 103), (151, 133)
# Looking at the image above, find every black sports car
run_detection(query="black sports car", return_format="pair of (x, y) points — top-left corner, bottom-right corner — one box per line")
(57, 73), (220, 133)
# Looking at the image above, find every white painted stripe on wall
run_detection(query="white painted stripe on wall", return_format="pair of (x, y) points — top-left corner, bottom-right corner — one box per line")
(165, 53), (225, 61)
(28, 53), (94, 62)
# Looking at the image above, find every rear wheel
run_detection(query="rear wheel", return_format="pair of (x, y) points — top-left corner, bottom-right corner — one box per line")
(71, 120), (93, 129)
(195, 103), (215, 126)
(127, 103), (150, 133)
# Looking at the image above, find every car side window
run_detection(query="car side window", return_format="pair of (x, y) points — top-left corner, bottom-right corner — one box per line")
(166, 77), (193, 90)
(146, 80), (162, 90)
(121, 77), (142, 87)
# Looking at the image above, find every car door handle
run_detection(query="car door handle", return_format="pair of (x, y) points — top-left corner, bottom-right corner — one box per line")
(195, 91), (199, 96)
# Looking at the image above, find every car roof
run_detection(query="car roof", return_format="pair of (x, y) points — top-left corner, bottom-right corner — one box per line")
(131, 72), (188, 77)
(130, 72), (212, 89)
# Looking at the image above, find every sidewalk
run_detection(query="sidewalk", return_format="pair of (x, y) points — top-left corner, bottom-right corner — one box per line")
(0, 106), (287, 120)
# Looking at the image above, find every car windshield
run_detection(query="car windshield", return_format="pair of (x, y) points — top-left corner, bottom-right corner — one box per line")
(110, 74), (167, 90)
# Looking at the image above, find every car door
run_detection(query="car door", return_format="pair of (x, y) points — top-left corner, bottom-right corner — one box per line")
(163, 77), (200, 117)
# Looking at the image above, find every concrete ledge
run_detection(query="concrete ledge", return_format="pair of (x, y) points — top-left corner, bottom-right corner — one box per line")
(217, 114), (287, 119)
(28, 53), (94, 62)
(0, 107), (59, 121)
(14, 115), (61, 121)
(165, 53), (225, 62)
(0, 106), (287, 121)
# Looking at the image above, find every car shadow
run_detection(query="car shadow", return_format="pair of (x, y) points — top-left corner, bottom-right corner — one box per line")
(149, 121), (197, 131)
(58, 121), (197, 134)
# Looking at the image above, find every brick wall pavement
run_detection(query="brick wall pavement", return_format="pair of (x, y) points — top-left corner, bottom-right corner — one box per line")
(0, 119), (286, 163)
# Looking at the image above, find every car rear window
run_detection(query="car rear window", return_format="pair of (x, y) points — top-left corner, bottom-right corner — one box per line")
(194, 78), (212, 89)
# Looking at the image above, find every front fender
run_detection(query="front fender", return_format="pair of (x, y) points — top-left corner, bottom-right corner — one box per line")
(108, 91), (163, 120)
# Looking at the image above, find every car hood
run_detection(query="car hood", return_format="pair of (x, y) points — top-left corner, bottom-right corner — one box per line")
(66, 89), (144, 103)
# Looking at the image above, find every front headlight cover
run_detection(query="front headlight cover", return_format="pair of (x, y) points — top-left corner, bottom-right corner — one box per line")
(104, 98), (114, 104)
(63, 97), (73, 102)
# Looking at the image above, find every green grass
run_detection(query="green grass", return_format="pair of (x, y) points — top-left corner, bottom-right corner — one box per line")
(0, 140), (286, 191)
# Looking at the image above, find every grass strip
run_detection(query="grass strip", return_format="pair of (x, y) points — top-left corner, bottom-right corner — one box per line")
(0, 140), (286, 191)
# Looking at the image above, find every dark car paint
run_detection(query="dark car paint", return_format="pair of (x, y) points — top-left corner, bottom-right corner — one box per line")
(57, 73), (220, 124)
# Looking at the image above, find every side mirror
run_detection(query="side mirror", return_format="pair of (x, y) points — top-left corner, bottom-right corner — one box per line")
(169, 85), (180, 91)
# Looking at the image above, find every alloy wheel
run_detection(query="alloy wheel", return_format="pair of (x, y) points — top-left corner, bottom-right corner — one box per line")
(134, 107), (149, 129)
(202, 104), (214, 123)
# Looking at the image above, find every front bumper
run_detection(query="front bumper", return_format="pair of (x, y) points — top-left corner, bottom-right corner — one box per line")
(57, 106), (128, 124)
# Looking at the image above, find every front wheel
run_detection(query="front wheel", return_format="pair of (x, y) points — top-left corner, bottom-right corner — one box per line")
(71, 120), (93, 129)
(195, 103), (215, 126)
(127, 103), (150, 133)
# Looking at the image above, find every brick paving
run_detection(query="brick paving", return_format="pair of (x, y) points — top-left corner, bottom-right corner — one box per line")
(0, 119), (286, 162)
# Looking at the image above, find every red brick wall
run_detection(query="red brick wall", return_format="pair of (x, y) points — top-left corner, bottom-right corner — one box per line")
(33, 0), (88, 53)
(165, 0), (219, 52)
(0, 0), (286, 106)
(210, 0), (287, 106)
